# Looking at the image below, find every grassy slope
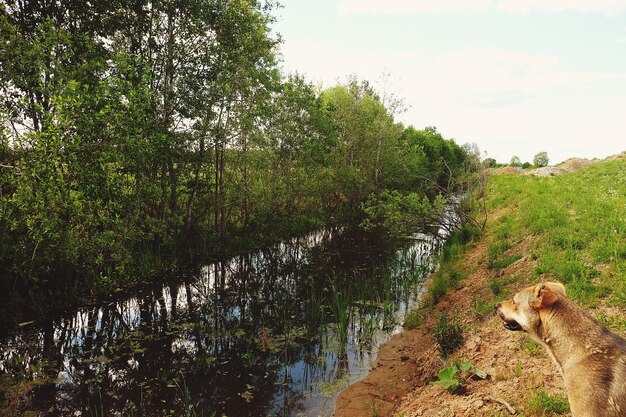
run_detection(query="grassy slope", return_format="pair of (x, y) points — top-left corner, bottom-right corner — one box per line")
(486, 157), (626, 309)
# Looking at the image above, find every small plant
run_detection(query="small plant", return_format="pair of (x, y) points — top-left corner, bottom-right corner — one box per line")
(489, 254), (523, 270)
(448, 268), (462, 286)
(527, 389), (569, 415)
(513, 362), (523, 377)
(429, 271), (449, 305)
(471, 296), (493, 319)
(367, 399), (383, 417)
(521, 337), (542, 356)
(432, 312), (463, 357)
(430, 359), (487, 393)
(489, 279), (505, 296)
(403, 308), (423, 329)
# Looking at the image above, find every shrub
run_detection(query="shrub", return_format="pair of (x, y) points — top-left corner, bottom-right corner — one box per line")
(432, 312), (463, 357)
(403, 308), (423, 329)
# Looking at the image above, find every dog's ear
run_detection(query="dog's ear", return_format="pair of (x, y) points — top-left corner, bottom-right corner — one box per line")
(530, 283), (562, 310)
(546, 282), (566, 297)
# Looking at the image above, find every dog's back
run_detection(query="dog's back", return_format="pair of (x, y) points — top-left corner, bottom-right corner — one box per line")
(554, 302), (626, 417)
(496, 283), (626, 417)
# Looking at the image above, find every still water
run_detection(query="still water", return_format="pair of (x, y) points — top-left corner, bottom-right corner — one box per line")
(0, 227), (448, 416)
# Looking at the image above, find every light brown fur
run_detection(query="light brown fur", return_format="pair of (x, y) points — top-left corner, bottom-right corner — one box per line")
(496, 282), (626, 417)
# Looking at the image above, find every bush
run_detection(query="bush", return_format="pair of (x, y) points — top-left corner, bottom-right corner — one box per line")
(432, 312), (463, 357)
(403, 308), (424, 329)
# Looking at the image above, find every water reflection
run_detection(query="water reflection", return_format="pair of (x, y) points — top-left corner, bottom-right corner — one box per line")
(0, 228), (444, 416)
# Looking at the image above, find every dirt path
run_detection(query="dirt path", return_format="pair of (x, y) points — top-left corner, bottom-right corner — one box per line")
(334, 239), (570, 417)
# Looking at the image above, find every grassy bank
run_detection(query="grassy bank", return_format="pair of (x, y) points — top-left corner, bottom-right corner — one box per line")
(485, 156), (626, 308)
(392, 154), (626, 417)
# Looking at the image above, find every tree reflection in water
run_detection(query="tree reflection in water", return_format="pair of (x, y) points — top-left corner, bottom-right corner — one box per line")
(0, 228), (443, 416)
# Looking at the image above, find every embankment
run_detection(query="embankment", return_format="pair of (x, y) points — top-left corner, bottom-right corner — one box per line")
(336, 154), (626, 417)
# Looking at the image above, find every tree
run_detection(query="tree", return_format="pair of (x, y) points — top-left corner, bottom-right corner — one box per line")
(482, 158), (497, 168)
(509, 156), (521, 168)
(533, 152), (549, 167)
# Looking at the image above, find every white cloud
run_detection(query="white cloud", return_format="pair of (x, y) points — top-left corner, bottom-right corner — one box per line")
(338, 0), (626, 15)
(495, 0), (626, 15)
(338, 0), (490, 15)
(406, 47), (626, 108)
(279, 36), (626, 164)
(389, 47), (626, 163)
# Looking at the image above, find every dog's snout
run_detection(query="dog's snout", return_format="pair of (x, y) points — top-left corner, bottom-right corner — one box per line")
(494, 303), (501, 311)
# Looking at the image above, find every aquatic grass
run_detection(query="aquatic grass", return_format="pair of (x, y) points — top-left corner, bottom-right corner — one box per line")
(89, 389), (105, 417)
(330, 282), (353, 348)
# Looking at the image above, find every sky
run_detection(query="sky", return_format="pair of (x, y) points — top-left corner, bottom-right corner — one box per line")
(271, 0), (626, 164)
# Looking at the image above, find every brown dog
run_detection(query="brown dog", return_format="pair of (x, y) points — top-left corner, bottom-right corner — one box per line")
(495, 282), (626, 417)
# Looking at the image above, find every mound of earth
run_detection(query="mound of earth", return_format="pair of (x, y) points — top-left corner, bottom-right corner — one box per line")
(489, 167), (520, 175)
(524, 157), (597, 177)
(557, 157), (596, 172)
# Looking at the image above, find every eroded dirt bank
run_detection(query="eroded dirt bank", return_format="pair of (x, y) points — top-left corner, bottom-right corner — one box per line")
(334, 238), (569, 417)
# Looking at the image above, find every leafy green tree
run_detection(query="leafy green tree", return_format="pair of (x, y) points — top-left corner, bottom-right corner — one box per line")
(533, 151), (549, 167)
(509, 156), (521, 167)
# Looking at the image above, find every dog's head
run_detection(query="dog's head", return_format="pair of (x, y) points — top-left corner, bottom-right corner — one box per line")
(495, 282), (566, 334)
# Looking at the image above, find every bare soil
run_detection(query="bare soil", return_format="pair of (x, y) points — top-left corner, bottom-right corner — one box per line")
(334, 239), (570, 417)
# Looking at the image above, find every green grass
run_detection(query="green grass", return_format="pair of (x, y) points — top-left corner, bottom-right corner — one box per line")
(520, 337), (542, 356)
(526, 390), (569, 416)
(486, 157), (626, 306)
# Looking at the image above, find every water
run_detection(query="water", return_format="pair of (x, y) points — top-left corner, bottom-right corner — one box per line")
(0, 227), (448, 417)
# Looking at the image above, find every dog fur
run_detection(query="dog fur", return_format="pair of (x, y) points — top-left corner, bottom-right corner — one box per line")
(496, 282), (626, 417)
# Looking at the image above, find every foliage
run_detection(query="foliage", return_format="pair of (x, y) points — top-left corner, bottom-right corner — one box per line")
(533, 151), (550, 167)
(482, 157), (497, 168)
(0, 0), (474, 315)
(361, 191), (445, 237)
(430, 359), (487, 393)
(432, 312), (464, 357)
(509, 156), (521, 167)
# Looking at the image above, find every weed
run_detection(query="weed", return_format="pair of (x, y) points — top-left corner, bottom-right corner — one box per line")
(521, 337), (542, 356)
(432, 312), (463, 357)
(489, 279), (505, 296)
(526, 389), (569, 416)
(596, 312), (626, 332)
(367, 399), (383, 417)
(471, 295), (494, 320)
(403, 308), (423, 329)
(430, 359), (487, 393)
(429, 271), (449, 305)
(488, 240), (511, 262)
(489, 254), (523, 269)
(448, 268), (462, 285)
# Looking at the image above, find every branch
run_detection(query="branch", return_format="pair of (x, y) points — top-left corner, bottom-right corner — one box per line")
(484, 396), (516, 415)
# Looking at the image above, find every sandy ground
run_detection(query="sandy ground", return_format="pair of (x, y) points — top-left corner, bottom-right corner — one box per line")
(334, 238), (570, 417)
